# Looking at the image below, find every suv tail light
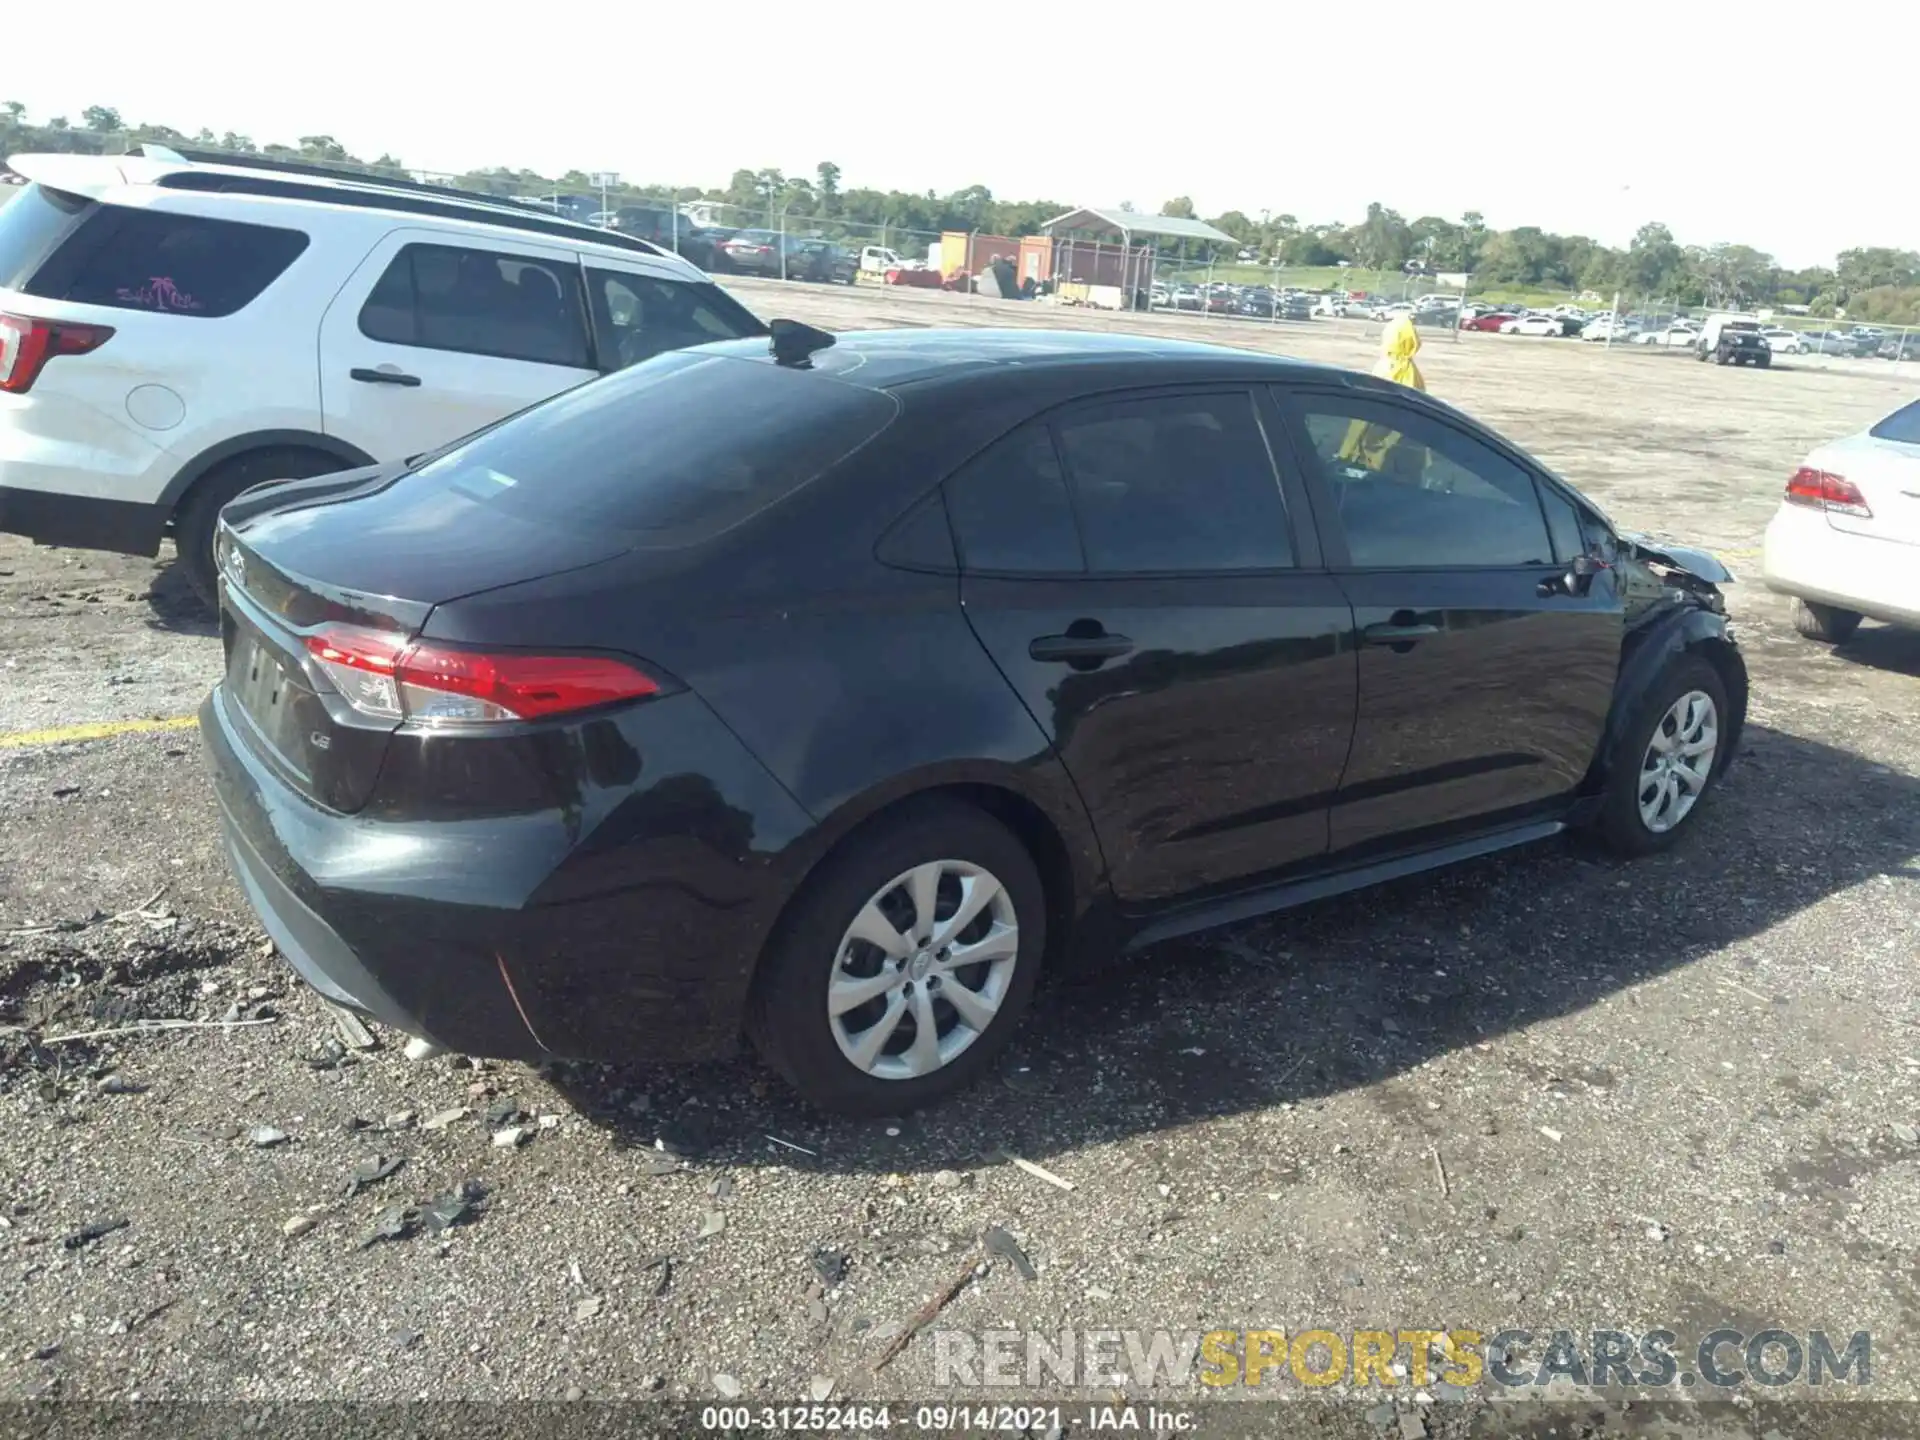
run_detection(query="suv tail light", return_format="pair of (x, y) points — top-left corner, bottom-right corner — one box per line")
(1785, 466), (1873, 519)
(304, 625), (659, 726)
(0, 313), (116, 395)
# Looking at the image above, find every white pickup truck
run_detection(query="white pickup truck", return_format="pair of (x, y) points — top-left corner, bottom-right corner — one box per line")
(859, 245), (916, 275)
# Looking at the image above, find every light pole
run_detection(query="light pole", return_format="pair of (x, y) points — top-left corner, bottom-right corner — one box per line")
(590, 171), (619, 226)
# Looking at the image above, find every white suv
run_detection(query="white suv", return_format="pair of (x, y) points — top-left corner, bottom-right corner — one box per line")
(0, 147), (767, 600)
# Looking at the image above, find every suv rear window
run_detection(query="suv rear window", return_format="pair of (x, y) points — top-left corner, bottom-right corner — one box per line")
(20, 204), (308, 317)
(397, 350), (897, 545)
(0, 184), (94, 290)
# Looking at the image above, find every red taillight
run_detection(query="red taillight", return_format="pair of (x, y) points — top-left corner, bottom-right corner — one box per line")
(1785, 466), (1872, 519)
(304, 624), (658, 726)
(0, 313), (115, 395)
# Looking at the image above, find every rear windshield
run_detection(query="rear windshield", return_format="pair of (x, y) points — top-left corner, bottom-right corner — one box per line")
(396, 349), (897, 545)
(20, 204), (309, 318)
(0, 184), (94, 290)
(1869, 399), (1920, 445)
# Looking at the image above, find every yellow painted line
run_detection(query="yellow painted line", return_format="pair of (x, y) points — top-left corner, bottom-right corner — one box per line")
(0, 715), (198, 750)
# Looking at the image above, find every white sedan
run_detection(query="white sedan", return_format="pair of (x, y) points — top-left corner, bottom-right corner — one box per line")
(1581, 316), (1632, 342)
(1762, 397), (1920, 641)
(1761, 328), (1806, 355)
(1500, 314), (1563, 336)
(1634, 324), (1700, 347)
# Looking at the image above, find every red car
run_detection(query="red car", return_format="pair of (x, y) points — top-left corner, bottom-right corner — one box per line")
(1460, 311), (1516, 332)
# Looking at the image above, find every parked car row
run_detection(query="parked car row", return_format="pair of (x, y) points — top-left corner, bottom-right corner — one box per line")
(1149, 280), (1318, 321)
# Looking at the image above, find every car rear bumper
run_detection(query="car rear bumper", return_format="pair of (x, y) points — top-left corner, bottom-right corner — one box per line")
(1762, 505), (1920, 627)
(198, 682), (820, 1063)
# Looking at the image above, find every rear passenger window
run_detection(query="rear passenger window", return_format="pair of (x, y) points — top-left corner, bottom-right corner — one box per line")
(1054, 392), (1294, 572)
(945, 424), (1085, 573)
(22, 206), (308, 318)
(586, 269), (757, 371)
(359, 243), (590, 369)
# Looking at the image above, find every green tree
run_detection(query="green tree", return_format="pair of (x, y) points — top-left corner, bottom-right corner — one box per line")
(1207, 210), (1258, 245)
(1160, 196), (1196, 219)
(1836, 247), (1920, 294)
(815, 161), (841, 203)
(1346, 202), (1411, 271)
(81, 105), (122, 133)
(1624, 222), (1683, 299)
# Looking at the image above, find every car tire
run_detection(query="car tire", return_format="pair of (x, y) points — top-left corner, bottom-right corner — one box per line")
(1792, 598), (1862, 644)
(175, 448), (344, 608)
(745, 799), (1046, 1116)
(1594, 654), (1731, 858)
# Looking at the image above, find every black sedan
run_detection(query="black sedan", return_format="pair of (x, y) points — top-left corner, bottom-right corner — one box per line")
(201, 328), (1747, 1115)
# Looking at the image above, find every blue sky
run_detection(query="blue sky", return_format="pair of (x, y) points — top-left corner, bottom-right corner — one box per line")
(7, 0), (1911, 268)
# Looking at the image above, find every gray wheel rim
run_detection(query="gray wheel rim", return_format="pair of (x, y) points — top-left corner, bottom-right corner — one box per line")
(1638, 689), (1718, 834)
(827, 859), (1019, 1081)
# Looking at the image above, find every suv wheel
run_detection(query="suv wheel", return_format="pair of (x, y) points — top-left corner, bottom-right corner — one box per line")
(746, 800), (1045, 1115)
(1595, 655), (1730, 857)
(175, 448), (343, 607)
(1792, 598), (1862, 644)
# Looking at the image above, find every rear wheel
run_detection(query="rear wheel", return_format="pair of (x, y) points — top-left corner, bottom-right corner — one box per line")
(175, 448), (343, 608)
(1595, 655), (1729, 857)
(1792, 598), (1862, 644)
(746, 800), (1045, 1115)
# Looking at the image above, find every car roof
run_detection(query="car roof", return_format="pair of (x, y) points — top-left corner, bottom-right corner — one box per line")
(6, 150), (700, 274)
(701, 327), (1345, 390)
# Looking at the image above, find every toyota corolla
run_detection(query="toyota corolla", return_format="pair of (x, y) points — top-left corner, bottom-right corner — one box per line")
(200, 327), (1747, 1114)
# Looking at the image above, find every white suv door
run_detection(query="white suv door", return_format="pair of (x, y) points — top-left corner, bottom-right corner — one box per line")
(317, 228), (599, 461)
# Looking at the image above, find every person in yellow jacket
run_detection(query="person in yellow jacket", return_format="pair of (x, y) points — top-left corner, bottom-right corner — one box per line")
(1338, 315), (1426, 474)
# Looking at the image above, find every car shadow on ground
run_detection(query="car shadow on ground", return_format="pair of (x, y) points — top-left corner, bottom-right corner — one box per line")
(548, 721), (1918, 1172)
(142, 554), (218, 638)
(1830, 623), (1920, 679)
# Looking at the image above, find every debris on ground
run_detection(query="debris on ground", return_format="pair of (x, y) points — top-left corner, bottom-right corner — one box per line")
(423, 1180), (486, 1233)
(983, 1225), (1037, 1281)
(323, 1001), (377, 1051)
(491, 1126), (529, 1149)
(873, 1250), (982, 1371)
(421, 1107), (468, 1131)
(360, 1206), (417, 1249)
(714, 1373), (742, 1399)
(342, 1154), (407, 1198)
(930, 1169), (966, 1189)
(282, 1214), (318, 1239)
(574, 1295), (603, 1321)
(643, 1256), (672, 1297)
(998, 1150), (1075, 1192)
(485, 1098), (524, 1127)
(97, 1075), (146, 1095)
(809, 1375), (834, 1401)
(811, 1248), (849, 1286)
(248, 1125), (288, 1149)
(63, 1217), (129, 1251)
(699, 1210), (726, 1239)
(402, 1038), (444, 1061)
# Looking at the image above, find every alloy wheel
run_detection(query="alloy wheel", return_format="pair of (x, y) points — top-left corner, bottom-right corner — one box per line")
(1638, 689), (1719, 834)
(827, 860), (1019, 1081)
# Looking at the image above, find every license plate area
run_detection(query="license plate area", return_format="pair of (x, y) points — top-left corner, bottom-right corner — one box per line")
(227, 628), (321, 782)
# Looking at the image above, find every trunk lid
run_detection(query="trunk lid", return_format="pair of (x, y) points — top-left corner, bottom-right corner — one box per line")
(215, 465), (633, 813)
(1815, 433), (1920, 548)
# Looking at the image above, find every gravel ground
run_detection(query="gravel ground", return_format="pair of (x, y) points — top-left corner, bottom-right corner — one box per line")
(3, 281), (1919, 1436)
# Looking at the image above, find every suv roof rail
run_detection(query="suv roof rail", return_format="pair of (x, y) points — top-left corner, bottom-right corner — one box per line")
(137, 144), (668, 259)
